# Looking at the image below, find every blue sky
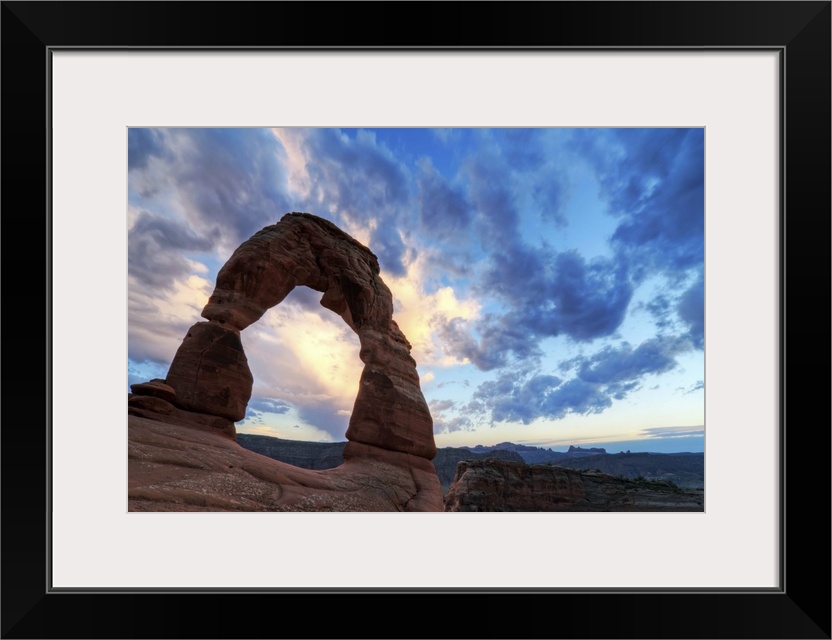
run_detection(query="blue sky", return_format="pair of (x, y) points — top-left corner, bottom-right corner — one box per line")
(128, 128), (704, 453)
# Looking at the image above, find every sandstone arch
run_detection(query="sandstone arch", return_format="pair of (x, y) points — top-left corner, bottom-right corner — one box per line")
(128, 213), (442, 511)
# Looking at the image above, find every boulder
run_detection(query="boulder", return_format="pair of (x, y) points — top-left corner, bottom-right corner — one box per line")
(130, 379), (177, 404)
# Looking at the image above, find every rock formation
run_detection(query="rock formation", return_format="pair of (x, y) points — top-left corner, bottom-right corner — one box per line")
(129, 212), (442, 511)
(444, 459), (704, 512)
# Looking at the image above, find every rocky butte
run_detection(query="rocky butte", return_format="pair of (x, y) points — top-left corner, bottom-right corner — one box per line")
(444, 459), (704, 512)
(128, 212), (443, 511)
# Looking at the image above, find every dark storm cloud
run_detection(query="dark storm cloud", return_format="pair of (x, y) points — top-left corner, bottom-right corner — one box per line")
(677, 272), (704, 349)
(443, 248), (633, 371)
(536, 251), (632, 340)
(576, 335), (691, 384)
(417, 161), (472, 240)
(538, 378), (613, 420)
(643, 292), (674, 329)
(576, 128), (704, 280)
(471, 372), (609, 424)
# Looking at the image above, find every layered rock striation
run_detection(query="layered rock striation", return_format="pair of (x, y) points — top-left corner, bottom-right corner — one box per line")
(129, 213), (442, 511)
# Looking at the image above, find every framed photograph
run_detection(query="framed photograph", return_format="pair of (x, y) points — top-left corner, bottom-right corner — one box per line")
(3, 2), (829, 638)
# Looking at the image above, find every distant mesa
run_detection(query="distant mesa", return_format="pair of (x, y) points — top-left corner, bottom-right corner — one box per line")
(129, 213), (442, 511)
(567, 445), (607, 454)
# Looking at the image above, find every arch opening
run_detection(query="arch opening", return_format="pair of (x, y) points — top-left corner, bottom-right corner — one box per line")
(235, 285), (363, 444)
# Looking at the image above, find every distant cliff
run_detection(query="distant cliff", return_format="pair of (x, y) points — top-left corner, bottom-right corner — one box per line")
(555, 452), (704, 489)
(236, 433), (346, 470)
(444, 458), (704, 512)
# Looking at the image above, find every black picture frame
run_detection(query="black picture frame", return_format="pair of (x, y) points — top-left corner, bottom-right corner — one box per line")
(2, 2), (829, 638)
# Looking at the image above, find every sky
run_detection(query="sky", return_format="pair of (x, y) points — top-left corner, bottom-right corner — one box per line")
(128, 128), (704, 453)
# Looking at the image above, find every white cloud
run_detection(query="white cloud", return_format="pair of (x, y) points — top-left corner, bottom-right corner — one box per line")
(240, 296), (362, 424)
(385, 253), (481, 369)
(128, 270), (213, 365)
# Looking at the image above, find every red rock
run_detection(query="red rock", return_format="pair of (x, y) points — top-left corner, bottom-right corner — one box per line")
(130, 379), (177, 404)
(128, 395), (236, 440)
(165, 321), (253, 421)
(444, 458), (704, 512)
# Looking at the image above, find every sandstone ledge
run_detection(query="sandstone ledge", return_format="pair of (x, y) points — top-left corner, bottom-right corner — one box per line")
(128, 415), (444, 512)
(444, 458), (704, 512)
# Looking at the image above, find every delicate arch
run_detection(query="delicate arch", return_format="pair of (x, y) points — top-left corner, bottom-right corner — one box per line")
(164, 213), (436, 460)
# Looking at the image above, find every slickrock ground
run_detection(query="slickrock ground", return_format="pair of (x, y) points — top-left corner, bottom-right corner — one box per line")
(129, 212), (443, 512)
(444, 458), (704, 512)
(128, 415), (442, 512)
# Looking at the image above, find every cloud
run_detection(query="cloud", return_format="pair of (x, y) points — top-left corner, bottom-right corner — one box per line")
(684, 380), (705, 394)
(535, 250), (632, 340)
(130, 128), (292, 253)
(643, 292), (674, 329)
(640, 425), (704, 439)
(428, 398), (473, 434)
(677, 272), (705, 349)
(575, 335), (692, 384)
(440, 248), (633, 371)
(538, 378), (613, 420)
(417, 158), (473, 241)
(576, 128), (704, 280)
(128, 272), (213, 367)
(429, 399), (456, 413)
(471, 373), (608, 424)
(385, 255), (481, 369)
(463, 151), (522, 249)
(128, 209), (219, 290)
(247, 398), (292, 416)
(128, 128), (168, 171)
(468, 332), (695, 425)
(272, 128), (413, 276)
